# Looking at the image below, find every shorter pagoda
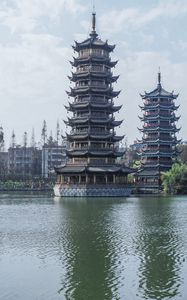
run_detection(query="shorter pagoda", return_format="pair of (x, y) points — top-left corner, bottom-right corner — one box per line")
(54, 13), (133, 197)
(137, 72), (181, 191)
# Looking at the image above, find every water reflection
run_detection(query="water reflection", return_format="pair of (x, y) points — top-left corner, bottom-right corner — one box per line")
(134, 197), (184, 299)
(54, 197), (126, 300)
(0, 194), (186, 299)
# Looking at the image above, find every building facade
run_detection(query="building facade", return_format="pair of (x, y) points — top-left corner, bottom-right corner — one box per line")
(54, 13), (133, 197)
(8, 146), (42, 179)
(137, 72), (180, 190)
(42, 141), (67, 178)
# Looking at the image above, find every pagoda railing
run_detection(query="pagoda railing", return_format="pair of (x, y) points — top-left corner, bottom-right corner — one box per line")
(145, 111), (174, 116)
(143, 138), (174, 143)
(75, 113), (112, 118)
(144, 100), (174, 105)
(143, 124), (174, 129)
(76, 83), (109, 89)
(71, 116), (114, 121)
(69, 146), (117, 151)
(79, 52), (109, 59)
(76, 67), (112, 75)
(70, 129), (114, 135)
(141, 160), (171, 165)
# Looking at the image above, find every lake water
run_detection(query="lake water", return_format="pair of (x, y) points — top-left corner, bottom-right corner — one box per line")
(0, 193), (187, 300)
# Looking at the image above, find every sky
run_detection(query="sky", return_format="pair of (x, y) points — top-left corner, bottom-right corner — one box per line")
(0, 0), (187, 147)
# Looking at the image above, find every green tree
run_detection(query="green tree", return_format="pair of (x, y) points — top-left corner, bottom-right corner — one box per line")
(162, 163), (187, 194)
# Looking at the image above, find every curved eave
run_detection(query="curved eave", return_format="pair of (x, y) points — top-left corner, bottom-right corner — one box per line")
(67, 87), (120, 97)
(70, 57), (118, 67)
(141, 152), (176, 157)
(111, 120), (123, 127)
(112, 105), (122, 112)
(66, 133), (89, 141)
(73, 39), (115, 52)
(139, 127), (180, 133)
(141, 87), (179, 99)
(139, 104), (180, 111)
(66, 150), (123, 157)
(142, 139), (180, 145)
(140, 115), (180, 122)
(54, 165), (86, 174)
(69, 72), (118, 82)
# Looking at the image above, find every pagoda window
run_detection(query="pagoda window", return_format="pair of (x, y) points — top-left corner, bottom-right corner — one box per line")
(77, 80), (89, 87)
(79, 48), (90, 58)
(91, 64), (104, 72)
(77, 96), (90, 102)
(92, 127), (105, 132)
(74, 158), (87, 163)
(77, 65), (89, 72)
(90, 80), (105, 87)
(90, 48), (109, 58)
(89, 158), (106, 165)
(92, 96), (106, 103)
(92, 111), (105, 117)
(91, 142), (105, 149)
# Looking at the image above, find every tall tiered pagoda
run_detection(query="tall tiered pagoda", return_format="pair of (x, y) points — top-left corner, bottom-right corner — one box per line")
(137, 72), (180, 191)
(54, 13), (132, 197)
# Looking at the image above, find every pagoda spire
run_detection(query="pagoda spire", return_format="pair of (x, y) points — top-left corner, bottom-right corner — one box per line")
(90, 10), (98, 38)
(157, 68), (161, 91)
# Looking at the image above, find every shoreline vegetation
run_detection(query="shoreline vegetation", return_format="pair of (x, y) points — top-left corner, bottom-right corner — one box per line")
(1, 162), (187, 195)
(0, 179), (54, 192)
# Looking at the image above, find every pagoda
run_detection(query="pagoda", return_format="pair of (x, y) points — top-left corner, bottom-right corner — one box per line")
(54, 12), (133, 197)
(137, 72), (181, 191)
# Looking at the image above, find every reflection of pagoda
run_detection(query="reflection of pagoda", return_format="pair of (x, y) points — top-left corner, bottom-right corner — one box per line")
(54, 13), (133, 197)
(137, 72), (180, 191)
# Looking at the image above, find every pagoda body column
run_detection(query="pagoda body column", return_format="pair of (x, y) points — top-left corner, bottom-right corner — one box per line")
(137, 72), (180, 191)
(53, 12), (133, 197)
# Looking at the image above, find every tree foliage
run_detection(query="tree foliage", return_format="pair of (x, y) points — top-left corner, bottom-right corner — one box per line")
(162, 163), (187, 194)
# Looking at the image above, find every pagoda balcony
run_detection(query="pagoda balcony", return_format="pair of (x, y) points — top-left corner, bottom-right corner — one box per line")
(140, 104), (179, 111)
(71, 57), (118, 68)
(142, 146), (172, 151)
(144, 111), (175, 116)
(69, 115), (114, 122)
(141, 149), (173, 156)
(142, 159), (171, 164)
(78, 51), (109, 59)
(141, 124), (177, 131)
(76, 67), (112, 76)
(66, 117), (123, 128)
(142, 138), (177, 144)
(141, 113), (178, 121)
(75, 112), (107, 117)
(73, 97), (112, 104)
(144, 100), (174, 106)
(75, 82), (109, 89)
(70, 129), (114, 135)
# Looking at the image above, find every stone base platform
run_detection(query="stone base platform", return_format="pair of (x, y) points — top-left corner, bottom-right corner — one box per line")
(54, 184), (132, 197)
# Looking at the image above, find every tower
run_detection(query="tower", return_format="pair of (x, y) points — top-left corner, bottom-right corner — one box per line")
(54, 13), (133, 197)
(137, 72), (180, 191)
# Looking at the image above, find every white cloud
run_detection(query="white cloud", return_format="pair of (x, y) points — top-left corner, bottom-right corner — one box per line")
(100, 0), (187, 35)
(0, 0), (87, 33)
(115, 49), (187, 143)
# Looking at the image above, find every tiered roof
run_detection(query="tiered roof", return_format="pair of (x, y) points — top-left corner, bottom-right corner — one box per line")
(138, 72), (180, 181)
(55, 12), (132, 177)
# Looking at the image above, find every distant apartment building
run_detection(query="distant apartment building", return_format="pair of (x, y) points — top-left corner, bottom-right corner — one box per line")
(8, 146), (42, 179)
(42, 141), (67, 178)
(0, 151), (8, 179)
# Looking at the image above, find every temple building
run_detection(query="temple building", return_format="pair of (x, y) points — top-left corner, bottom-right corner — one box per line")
(54, 13), (133, 197)
(137, 72), (181, 191)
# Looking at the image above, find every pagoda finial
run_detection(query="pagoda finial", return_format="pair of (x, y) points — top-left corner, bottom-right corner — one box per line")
(157, 67), (162, 90)
(90, 5), (98, 38)
(92, 11), (96, 32)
